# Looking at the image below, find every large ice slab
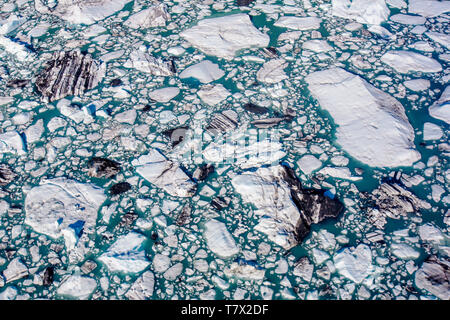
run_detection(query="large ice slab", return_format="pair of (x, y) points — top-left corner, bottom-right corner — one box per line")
(425, 31), (450, 50)
(180, 14), (269, 59)
(98, 232), (150, 274)
(57, 275), (97, 299)
(274, 16), (322, 30)
(231, 165), (344, 249)
(24, 178), (106, 249)
(408, 0), (450, 17)
(331, 0), (390, 25)
(381, 51), (442, 74)
(333, 244), (373, 284)
(0, 131), (26, 155)
(429, 86), (450, 124)
(125, 271), (155, 300)
(305, 67), (420, 168)
(125, 48), (175, 76)
(35, 0), (131, 25)
(179, 60), (225, 84)
(132, 149), (197, 197)
(415, 256), (450, 299)
(125, 3), (170, 29)
(204, 219), (239, 258)
(203, 129), (286, 169)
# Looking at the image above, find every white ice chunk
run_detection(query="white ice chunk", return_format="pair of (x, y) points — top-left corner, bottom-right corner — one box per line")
(390, 14), (426, 25)
(302, 40), (333, 53)
(274, 16), (322, 30)
(25, 119), (45, 144)
(57, 275), (97, 299)
(391, 243), (420, 260)
(24, 178), (106, 249)
(381, 50), (442, 73)
(197, 84), (230, 106)
(203, 129), (285, 169)
(429, 86), (450, 124)
(408, 0), (450, 17)
(231, 166), (301, 249)
(224, 262), (265, 280)
(98, 232), (149, 273)
(132, 149), (196, 197)
(404, 79), (430, 92)
(0, 131), (26, 155)
(35, 0), (131, 25)
(318, 167), (362, 181)
(331, 0), (390, 25)
(204, 219), (239, 258)
(418, 223), (445, 243)
(297, 155), (322, 175)
(180, 14), (270, 59)
(179, 60), (224, 84)
(334, 244), (372, 284)
(425, 31), (450, 50)
(125, 271), (155, 300)
(423, 122), (443, 140)
(125, 3), (170, 29)
(305, 67), (420, 168)
(2, 258), (28, 283)
(256, 59), (288, 84)
(149, 87), (180, 103)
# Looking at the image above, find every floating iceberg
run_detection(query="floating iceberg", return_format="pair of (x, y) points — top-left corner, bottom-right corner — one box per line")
(98, 232), (150, 274)
(305, 67), (420, 168)
(180, 14), (270, 59)
(381, 50), (442, 74)
(35, 0), (131, 25)
(132, 149), (197, 197)
(429, 86), (450, 124)
(331, 0), (390, 25)
(24, 178), (106, 249)
(203, 219), (239, 258)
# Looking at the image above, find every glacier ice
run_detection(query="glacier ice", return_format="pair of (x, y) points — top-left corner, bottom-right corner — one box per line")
(305, 67), (420, 168)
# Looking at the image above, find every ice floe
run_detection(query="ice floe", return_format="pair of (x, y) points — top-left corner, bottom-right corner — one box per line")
(203, 219), (239, 258)
(57, 275), (97, 299)
(132, 149), (197, 197)
(125, 3), (170, 29)
(35, 0), (131, 25)
(98, 232), (149, 274)
(331, 0), (390, 25)
(179, 60), (225, 84)
(274, 16), (322, 30)
(180, 14), (270, 59)
(381, 51), (442, 74)
(305, 67), (420, 168)
(24, 178), (106, 250)
(0, 131), (26, 155)
(415, 256), (450, 299)
(429, 86), (450, 124)
(232, 165), (343, 249)
(333, 244), (372, 284)
(408, 0), (450, 18)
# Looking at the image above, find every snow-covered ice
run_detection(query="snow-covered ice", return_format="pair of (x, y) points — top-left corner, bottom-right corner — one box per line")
(98, 232), (150, 274)
(305, 67), (420, 168)
(381, 51), (442, 74)
(333, 244), (373, 284)
(203, 219), (239, 258)
(179, 60), (225, 84)
(180, 14), (269, 59)
(24, 178), (106, 250)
